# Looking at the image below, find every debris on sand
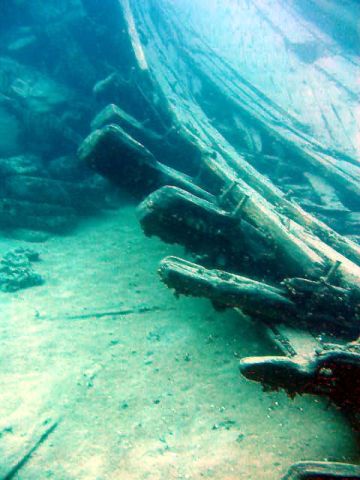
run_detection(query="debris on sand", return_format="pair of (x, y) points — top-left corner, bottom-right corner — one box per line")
(0, 247), (44, 292)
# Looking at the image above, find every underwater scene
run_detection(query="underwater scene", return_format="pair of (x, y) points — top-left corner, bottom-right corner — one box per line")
(0, 1), (359, 479)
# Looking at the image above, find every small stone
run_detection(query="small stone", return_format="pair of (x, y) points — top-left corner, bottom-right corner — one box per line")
(184, 353), (191, 362)
(212, 419), (236, 431)
(147, 331), (161, 342)
(236, 433), (245, 443)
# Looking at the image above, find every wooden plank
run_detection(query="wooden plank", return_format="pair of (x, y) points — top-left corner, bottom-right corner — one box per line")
(283, 460), (360, 479)
(0, 417), (59, 480)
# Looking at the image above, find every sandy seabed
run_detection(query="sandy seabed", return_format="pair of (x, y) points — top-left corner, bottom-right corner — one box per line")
(0, 203), (358, 480)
